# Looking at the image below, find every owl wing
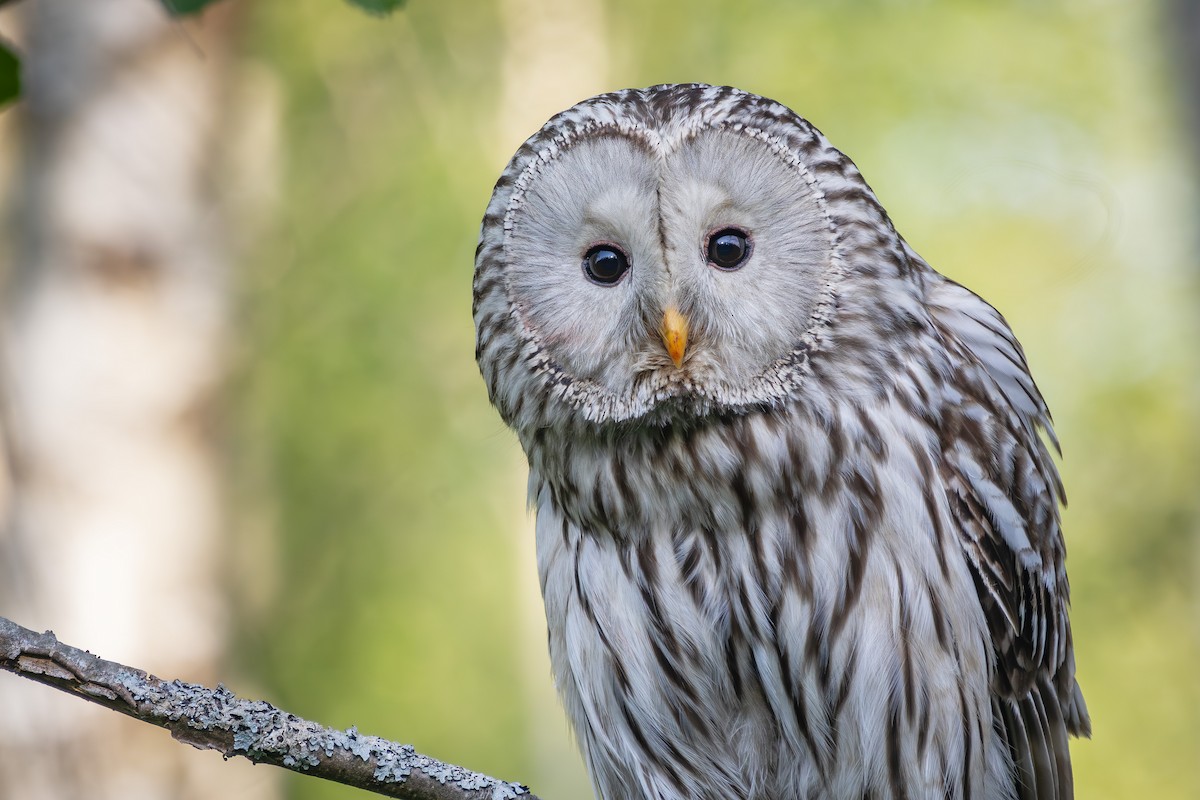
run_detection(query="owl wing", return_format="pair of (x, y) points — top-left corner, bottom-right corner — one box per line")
(925, 275), (1090, 800)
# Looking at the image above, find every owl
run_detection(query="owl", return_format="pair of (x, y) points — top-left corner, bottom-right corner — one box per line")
(473, 84), (1089, 800)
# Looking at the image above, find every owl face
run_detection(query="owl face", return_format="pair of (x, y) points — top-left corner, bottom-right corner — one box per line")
(476, 85), (903, 428)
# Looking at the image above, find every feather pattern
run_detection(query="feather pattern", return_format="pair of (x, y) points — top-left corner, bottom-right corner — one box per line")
(474, 84), (1088, 799)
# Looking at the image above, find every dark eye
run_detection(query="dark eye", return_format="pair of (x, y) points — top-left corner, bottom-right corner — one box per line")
(582, 244), (630, 285)
(706, 228), (751, 270)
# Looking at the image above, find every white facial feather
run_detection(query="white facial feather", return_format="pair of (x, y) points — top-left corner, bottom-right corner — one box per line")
(659, 128), (832, 383)
(504, 123), (835, 403)
(506, 136), (662, 389)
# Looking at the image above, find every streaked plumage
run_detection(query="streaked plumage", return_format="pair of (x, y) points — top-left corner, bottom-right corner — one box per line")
(474, 84), (1088, 800)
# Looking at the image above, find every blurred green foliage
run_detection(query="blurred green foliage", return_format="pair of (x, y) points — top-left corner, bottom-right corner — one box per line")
(0, 39), (18, 107)
(345, 0), (408, 16)
(234, 2), (1198, 799)
(160, 0), (221, 16)
(162, 0), (406, 17)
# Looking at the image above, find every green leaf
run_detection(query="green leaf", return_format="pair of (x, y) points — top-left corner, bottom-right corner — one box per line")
(346, 0), (406, 16)
(160, 0), (223, 16)
(0, 39), (19, 107)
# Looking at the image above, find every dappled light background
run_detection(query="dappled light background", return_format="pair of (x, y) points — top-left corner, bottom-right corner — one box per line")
(228, 2), (1198, 799)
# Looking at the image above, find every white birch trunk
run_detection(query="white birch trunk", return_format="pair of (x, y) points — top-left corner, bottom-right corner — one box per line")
(0, 2), (274, 798)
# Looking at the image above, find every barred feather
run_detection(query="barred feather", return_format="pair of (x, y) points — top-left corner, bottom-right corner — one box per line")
(475, 84), (1088, 800)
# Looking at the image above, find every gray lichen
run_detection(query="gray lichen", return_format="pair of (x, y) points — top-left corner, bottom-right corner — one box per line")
(139, 672), (529, 797)
(1, 616), (536, 800)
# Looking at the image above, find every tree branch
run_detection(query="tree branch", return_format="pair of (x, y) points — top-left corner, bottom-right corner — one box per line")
(0, 617), (539, 800)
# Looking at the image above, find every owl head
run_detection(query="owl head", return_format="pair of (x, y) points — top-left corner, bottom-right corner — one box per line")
(475, 84), (923, 439)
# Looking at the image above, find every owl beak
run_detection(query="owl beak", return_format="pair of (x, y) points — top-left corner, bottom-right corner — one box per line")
(660, 306), (689, 368)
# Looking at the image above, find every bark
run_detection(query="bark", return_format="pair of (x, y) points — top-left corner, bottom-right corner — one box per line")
(0, 617), (538, 800)
(0, 1), (271, 797)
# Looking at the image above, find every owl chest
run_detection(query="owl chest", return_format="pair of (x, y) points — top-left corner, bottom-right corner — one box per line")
(530, 442), (997, 799)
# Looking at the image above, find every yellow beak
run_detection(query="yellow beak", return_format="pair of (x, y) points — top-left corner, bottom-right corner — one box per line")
(660, 307), (689, 368)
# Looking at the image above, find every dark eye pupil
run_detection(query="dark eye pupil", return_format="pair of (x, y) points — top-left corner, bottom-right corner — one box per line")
(583, 245), (629, 284)
(707, 229), (749, 270)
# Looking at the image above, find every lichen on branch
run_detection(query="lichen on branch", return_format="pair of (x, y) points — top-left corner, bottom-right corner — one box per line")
(0, 617), (537, 800)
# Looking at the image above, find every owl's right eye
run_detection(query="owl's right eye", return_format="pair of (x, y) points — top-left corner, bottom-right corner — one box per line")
(582, 244), (630, 285)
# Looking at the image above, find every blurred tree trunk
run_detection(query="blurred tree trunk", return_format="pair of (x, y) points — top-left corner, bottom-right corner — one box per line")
(1166, 0), (1199, 191)
(0, 1), (273, 798)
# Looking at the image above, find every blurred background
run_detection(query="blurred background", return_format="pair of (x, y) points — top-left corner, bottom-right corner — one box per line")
(0, 0), (1196, 799)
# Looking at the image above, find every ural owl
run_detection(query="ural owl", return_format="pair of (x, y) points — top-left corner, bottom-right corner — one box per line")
(473, 84), (1089, 800)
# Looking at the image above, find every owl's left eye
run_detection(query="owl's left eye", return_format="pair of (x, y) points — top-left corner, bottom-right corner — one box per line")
(706, 228), (751, 270)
